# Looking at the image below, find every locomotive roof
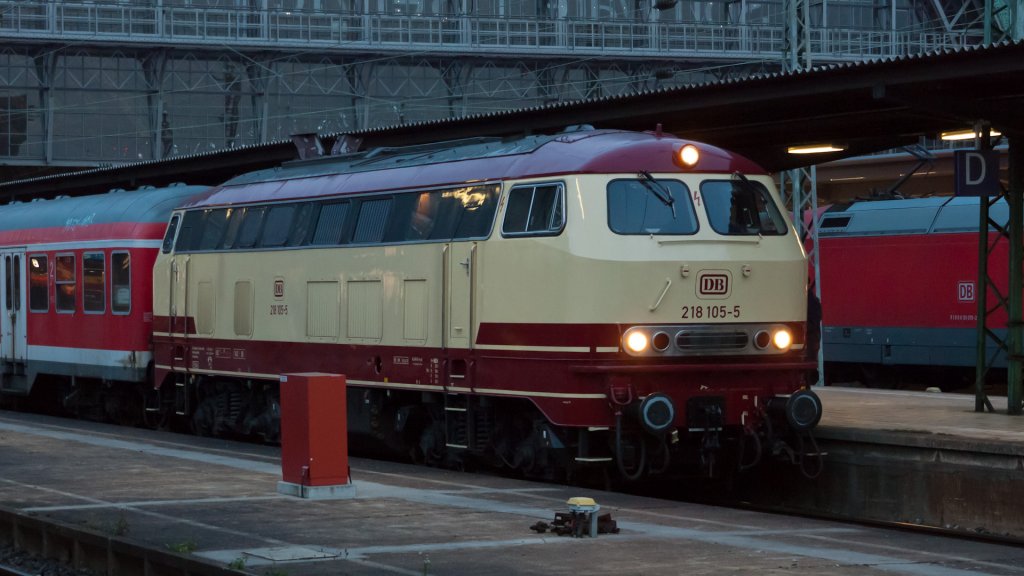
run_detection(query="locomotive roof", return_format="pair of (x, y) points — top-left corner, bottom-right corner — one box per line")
(183, 129), (764, 209)
(0, 184), (207, 244)
(820, 196), (1006, 237)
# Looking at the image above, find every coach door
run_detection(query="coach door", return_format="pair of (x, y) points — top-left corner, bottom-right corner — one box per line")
(0, 250), (27, 366)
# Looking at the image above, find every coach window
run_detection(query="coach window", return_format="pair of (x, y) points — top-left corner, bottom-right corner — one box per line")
(501, 183), (565, 237)
(260, 204), (296, 247)
(607, 179), (698, 235)
(111, 252), (131, 314)
(701, 179), (787, 236)
(352, 198), (392, 244)
(311, 201), (350, 245)
(83, 252), (105, 313)
(56, 254), (76, 313)
(162, 214), (180, 253)
(29, 255), (47, 312)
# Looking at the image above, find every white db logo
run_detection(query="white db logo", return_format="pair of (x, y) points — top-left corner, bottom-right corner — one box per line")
(957, 281), (975, 303)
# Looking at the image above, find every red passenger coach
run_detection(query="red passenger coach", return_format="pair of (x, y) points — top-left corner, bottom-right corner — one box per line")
(0, 184), (207, 420)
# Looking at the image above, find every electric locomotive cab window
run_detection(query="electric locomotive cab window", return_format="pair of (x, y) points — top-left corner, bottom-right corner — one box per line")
(502, 183), (565, 236)
(29, 255), (47, 312)
(56, 254), (75, 313)
(83, 252), (105, 313)
(607, 178), (698, 235)
(701, 179), (787, 236)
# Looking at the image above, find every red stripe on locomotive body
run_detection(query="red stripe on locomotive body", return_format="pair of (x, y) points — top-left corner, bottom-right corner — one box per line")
(153, 329), (809, 429)
(0, 223), (167, 246)
(819, 232), (1002, 329)
(26, 247), (158, 352)
(475, 322), (622, 348)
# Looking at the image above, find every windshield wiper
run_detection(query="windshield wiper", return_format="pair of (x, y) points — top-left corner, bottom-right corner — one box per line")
(637, 171), (676, 219)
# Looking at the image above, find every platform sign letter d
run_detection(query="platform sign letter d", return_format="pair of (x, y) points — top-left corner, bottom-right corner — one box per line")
(954, 150), (999, 197)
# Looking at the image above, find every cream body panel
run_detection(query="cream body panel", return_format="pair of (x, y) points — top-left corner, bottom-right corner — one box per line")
(477, 174), (807, 328)
(162, 242), (449, 348)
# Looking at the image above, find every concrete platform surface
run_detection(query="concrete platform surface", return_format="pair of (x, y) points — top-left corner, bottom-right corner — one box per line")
(2, 411), (1024, 576)
(816, 387), (1024, 452)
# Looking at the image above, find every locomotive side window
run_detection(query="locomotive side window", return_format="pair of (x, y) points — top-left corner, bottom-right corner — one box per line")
(701, 180), (787, 236)
(83, 252), (105, 313)
(607, 179), (698, 235)
(260, 204), (297, 247)
(29, 255), (47, 312)
(198, 209), (230, 251)
(55, 254), (76, 313)
(174, 211), (203, 252)
(111, 252), (131, 314)
(286, 203), (316, 246)
(452, 185), (500, 239)
(311, 202), (350, 245)
(162, 214), (180, 254)
(235, 206), (267, 249)
(352, 198), (392, 244)
(502, 183), (565, 237)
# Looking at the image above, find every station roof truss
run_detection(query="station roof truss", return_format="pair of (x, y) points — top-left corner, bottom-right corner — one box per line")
(2, 39), (1024, 201)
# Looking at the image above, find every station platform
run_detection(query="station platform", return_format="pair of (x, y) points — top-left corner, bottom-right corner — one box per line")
(815, 386), (1024, 450)
(754, 386), (1024, 541)
(0, 388), (1023, 575)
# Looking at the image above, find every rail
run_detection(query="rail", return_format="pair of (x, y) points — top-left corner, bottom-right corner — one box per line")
(0, 1), (969, 61)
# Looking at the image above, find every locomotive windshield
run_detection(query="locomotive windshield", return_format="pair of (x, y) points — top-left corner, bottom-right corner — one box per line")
(700, 178), (787, 236)
(607, 178), (698, 235)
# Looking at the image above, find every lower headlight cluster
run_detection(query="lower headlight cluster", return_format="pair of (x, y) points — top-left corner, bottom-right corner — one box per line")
(622, 324), (796, 356)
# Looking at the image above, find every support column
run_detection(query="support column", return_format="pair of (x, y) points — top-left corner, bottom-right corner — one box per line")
(247, 57), (273, 143)
(1008, 133), (1024, 414)
(33, 51), (56, 164)
(142, 50), (168, 160)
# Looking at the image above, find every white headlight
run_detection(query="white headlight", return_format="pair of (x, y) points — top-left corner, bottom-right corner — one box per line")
(626, 331), (649, 353)
(773, 329), (792, 350)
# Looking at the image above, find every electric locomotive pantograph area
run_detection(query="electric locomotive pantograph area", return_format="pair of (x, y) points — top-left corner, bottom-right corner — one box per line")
(0, 127), (822, 482)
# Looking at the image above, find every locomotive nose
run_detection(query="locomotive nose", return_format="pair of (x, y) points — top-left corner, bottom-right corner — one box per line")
(629, 393), (676, 435)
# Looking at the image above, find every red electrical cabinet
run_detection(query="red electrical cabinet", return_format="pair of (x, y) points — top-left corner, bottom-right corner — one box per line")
(277, 373), (355, 499)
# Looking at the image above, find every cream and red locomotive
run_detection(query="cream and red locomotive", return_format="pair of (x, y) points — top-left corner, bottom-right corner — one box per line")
(1, 128), (822, 479)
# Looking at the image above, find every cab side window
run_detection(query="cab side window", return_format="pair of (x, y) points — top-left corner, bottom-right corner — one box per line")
(501, 183), (565, 237)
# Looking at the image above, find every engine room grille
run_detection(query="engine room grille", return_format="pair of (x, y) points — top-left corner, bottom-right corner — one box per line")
(675, 330), (749, 351)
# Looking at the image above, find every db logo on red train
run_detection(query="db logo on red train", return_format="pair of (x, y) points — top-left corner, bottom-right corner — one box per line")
(957, 281), (975, 303)
(697, 270), (731, 300)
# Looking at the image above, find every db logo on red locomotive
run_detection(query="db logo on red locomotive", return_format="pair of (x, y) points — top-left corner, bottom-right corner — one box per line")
(696, 270), (731, 300)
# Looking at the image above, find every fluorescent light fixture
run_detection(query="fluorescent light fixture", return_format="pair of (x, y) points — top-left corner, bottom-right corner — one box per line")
(787, 144), (846, 154)
(940, 129), (1002, 141)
